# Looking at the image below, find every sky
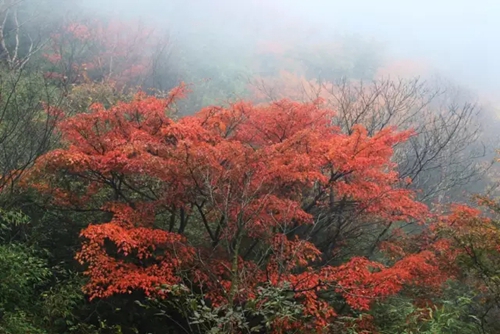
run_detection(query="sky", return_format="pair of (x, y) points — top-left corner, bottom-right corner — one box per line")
(82, 0), (500, 95)
(296, 0), (500, 93)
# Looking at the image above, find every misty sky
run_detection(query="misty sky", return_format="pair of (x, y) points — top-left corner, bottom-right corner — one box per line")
(84, 0), (500, 95)
(300, 0), (500, 93)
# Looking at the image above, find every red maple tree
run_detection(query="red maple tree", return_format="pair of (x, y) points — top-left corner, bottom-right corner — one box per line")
(431, 198), (500, 306)
(25, 85), (452, 332)
(43, 18), (169, 89)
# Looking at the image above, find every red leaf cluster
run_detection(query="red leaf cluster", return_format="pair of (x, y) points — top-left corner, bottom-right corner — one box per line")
(44, 19), (164, 87)
(26, 86), (448, 332)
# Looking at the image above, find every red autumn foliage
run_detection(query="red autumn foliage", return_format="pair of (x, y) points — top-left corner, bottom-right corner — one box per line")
(43, 18), (167, 88)
(431, 198), (500, 297)
(25, 85), (453, 332)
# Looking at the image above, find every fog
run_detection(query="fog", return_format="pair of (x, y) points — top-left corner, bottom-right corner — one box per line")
(81, 0), (500, 96)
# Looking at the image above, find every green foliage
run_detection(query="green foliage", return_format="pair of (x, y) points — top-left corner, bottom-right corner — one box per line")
(0, 243), (50, 310)
(62, 81), (136, 116)
(0, 311), (47, 334)
(0, 208), (105, 334)
(145, 282), (306, 334)
(422, 298), (480, 334)
(0, 208), (30, 241)
(0, 68), (61, 204)
(0, 209), (50, 309)
(367, 293), (481, 334)
(41, 275), (86, 331)
(0, 209), (50, 333)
